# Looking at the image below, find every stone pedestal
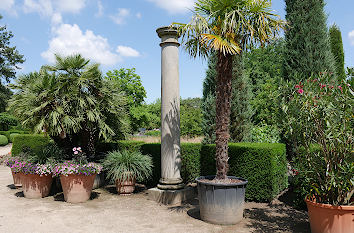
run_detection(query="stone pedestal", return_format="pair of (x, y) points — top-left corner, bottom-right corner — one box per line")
(156, 26), (183, 190)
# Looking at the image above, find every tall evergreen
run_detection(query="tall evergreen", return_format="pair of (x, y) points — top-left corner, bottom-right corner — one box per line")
(329, 24), (346, 81)
(283, 0), (334, 80)
(201, 53), (252, 144)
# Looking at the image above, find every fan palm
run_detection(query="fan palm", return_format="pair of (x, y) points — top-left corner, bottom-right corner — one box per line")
(9, 54), (129, 158)
(174, 0), (285, 179)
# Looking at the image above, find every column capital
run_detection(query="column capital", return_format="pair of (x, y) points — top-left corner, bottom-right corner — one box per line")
(156, 26), (180, 47)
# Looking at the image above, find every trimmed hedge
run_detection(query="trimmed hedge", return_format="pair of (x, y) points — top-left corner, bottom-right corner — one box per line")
(9, 133), (20, 143)
(99, 141), (287, 202)
(0, 135), (8, 146)
(12, 134), (50, 156)
(0, 130), (28, 140)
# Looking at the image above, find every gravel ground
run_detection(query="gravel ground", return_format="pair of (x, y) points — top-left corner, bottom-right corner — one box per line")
(0, 144), (12, 156)
(0, 144), (310, 233)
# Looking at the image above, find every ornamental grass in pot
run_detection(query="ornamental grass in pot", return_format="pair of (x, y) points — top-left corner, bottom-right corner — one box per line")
(102, 150), (153, 195)
(53, 147), (102, 203)
(283, 75), (353, 233)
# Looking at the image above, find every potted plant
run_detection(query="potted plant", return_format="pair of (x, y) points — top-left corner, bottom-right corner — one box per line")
(102, 150), (153, 195)
(20, 161), (54, 198)
(174, 0), (285, 225)
(53, 147), (102, 203)
(284, 75), (353, 233)
(4, 156), (23, 187)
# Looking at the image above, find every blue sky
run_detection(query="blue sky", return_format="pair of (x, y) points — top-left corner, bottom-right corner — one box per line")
(0, 0), (353, 103)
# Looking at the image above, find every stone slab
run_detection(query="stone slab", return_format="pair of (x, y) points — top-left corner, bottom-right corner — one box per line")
(146, 186), (197, 205)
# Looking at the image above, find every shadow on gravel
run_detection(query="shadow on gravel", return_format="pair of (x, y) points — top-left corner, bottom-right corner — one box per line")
(53, 191), (101, 202)
(104, 184), (146, 195)
(167, 197), (202, 220)
(244, 203), (310, 233)
(7, 184), (17, 189)
(15, 191), (24, 197)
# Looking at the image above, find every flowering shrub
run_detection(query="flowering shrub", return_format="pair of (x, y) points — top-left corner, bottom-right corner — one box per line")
(4, 157), (53, 176)
(53, 147), (102, 176)
(283, 75), (353, 206)
(53, 161), (102, 176)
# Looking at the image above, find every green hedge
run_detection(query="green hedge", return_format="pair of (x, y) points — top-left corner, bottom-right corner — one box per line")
(12, 134), (50, 156)
(99, 141), (287, 202)
(9, 133), (20, 143)
(0, 130), (29, 140)
(0, 135), (8, 146)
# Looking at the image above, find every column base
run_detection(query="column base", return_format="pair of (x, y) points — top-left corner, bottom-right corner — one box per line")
(157, 183), (185, 190)
(147, 186), (196, 205)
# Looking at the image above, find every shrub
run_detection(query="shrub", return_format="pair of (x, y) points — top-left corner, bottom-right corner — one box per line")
(9, 133), (20, 143)
(12, 134), (50, 157)
(98, 140), (287, 202)
(247, 124), (281, 143)
(145, 130), (160, 137)
(0, 130), (28, 140)
(0, 135), (8, 146)
(0, 113), (18, 131)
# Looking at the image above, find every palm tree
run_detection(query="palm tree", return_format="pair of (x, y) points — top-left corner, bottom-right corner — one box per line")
(9, 54), (129, 158)
(174, 0), (285, 179)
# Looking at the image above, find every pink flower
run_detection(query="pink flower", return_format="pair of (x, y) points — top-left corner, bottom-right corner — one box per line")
(297, 89), (304, 94)
(77, 147), (81, 151)
(73, 147), (76, 151)
(74, 151), (79, 155)
(295, 85), (301, 89)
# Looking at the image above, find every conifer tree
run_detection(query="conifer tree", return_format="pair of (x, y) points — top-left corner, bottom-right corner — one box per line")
(201, 54), (252, 144)
(283, 0), (334, 80)
(329, 24), (346, 81)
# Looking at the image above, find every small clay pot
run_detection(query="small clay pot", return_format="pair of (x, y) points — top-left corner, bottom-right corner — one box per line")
(60, 174), (96, 203)
(11, 171), (22, 188)
(306, 198), (354, 233)
(21, 173), (53, 198)
(116, 177), (136, 195)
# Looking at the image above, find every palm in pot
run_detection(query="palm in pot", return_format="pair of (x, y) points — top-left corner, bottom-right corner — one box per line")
(102, 150), (153, 195)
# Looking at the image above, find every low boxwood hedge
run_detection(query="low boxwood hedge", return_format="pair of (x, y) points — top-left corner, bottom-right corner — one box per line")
(99, 140), (287, 202)
(0, 135), (8, 146)
(9, 133), (20, 143)
(12, 134), (50, 156)
(0, 130), (29, 140)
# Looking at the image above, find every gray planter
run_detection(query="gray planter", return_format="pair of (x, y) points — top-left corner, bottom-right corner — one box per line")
(196, 175), (248, 225)
(92, 173), (105, 189)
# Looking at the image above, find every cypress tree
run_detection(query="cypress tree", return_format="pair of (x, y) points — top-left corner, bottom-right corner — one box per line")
(283, 0), (334, 80)
(329, 24), (346, 81)
(201, 53), (252, 144)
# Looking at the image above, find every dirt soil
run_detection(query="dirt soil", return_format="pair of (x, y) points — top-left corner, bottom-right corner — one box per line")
(0, 144), (310, 233)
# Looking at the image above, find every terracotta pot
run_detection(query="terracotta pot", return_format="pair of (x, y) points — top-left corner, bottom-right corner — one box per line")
(11, 171), (22, 188)
(306, 198), (354, 233)
(21, 173), (53, 198)
(60, 174), (96, 203)
(116, 177), (136, 195)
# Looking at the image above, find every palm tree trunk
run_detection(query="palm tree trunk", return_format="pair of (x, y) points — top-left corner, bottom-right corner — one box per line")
(215, 51), (233, 179)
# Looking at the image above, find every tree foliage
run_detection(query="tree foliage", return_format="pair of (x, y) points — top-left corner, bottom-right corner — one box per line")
(0, 83), (11, 112)
(180, 98), (203, 137)
(329, 24), (346, 81)
(283, 0), (334, 81)
(105, 68), (147, 132)
(0, 15), (25, 83)
(8, 54), (129, 158)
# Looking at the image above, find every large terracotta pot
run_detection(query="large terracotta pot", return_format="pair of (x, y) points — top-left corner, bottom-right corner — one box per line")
(306, 198), (354, 233)
(116, 177), (136, 195)
(21, 173), (53, 198)
(60, 174), (96, 203)
(11, 171), (22, 188)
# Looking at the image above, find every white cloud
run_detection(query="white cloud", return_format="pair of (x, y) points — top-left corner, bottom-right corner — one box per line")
(0, 0), (15, 12)
(116, 46), (140, 57)
(136, 12), (142, 19)
(41, 23), (120, 65)
(54, 0), (86, 13)
(110, 8), (130, 25)
(349, 30), (354, 46)
(147, 0), (195, 14)
(23, 0), (53, 17)
(95, 0), (104, 17)
(51, 12), (62, 25)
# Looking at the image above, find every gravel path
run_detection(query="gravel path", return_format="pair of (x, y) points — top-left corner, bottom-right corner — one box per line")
(0, 144), (310, 232)
(0, 144), (12, 156)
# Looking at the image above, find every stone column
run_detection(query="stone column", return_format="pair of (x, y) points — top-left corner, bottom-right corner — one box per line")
(156, 26), (184, 190)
